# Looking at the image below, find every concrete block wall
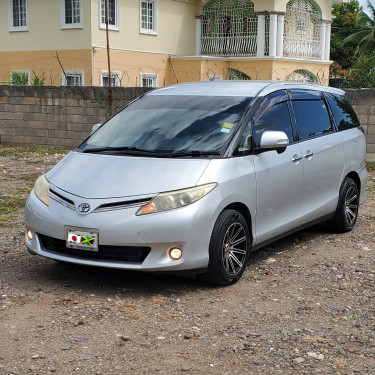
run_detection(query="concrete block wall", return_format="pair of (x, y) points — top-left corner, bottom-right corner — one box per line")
(344, 89), (375, 162)
(0, 86), (374, 162)
(0, 86), (151, 148)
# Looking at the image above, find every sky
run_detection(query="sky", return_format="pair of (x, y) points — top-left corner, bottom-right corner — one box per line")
(358, 0), (372, 14)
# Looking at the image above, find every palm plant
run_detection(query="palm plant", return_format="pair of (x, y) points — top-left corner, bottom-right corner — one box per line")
(344, 1), (375, 56)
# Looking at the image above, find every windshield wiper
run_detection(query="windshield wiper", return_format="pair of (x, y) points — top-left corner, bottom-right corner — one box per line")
(167, 150), (221, 158)
(82, 146), (168, 156)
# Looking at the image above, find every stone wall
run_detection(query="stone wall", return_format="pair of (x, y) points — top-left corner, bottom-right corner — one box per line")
(0, 86), (374, 161)
(0, 86), (151, 148)
(344, 89), (375, 162)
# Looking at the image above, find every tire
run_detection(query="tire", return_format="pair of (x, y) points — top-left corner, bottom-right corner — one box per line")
(327, 177), (359, 233)
(199, 209), (250, 286)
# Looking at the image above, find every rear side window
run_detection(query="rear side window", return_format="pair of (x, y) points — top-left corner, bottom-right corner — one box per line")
(326, 93), (360, 131)
(253, 91), (294, 147)
(291, 99), (332, 141)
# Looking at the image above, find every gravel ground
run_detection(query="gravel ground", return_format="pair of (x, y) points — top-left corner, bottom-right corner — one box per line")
(0, 147), (374, 375)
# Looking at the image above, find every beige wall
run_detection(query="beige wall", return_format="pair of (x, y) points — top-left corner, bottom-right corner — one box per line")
(0, 50), (93, 85)
(92, 48), (172, 86)
(91, 0), (200, 56)
(170, 58), (330, 85)
(0, 0), (92, 52)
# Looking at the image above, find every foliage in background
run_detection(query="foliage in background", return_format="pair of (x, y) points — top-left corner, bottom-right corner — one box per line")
(331, 0), (362, 69)
(344, 1), (375, 56)
(11, 71), (46, 86)
(10, 71), (29, 85)
(343, 51), (375, 88)
(31, 74), (46, 86)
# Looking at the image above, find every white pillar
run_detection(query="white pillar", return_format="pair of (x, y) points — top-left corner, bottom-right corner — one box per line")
(269, 12), (278, 57)
(256, 13), (266, 58)
(320, 20), (327, 61)
(195, 16), (201, 56)
(324, 21), (332, 61)
(276, 13), (285, 58)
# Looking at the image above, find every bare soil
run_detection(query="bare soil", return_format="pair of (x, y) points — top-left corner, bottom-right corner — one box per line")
(0, 148), (374, 375)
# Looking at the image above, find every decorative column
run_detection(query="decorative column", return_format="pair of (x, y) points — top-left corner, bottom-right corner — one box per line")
(320, 20), (327, 61)
(256, 12), (266, 58)
(269, 12), (278, 57)
(276, 13), (285, 58)
(324, 21), (332, 61)
(195, 15), (202, 56)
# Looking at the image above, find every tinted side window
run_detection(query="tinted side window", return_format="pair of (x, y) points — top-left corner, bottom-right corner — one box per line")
(253, 93), (294, 147)
(326, 93), (360, 131)
(291, 100), (332, 141)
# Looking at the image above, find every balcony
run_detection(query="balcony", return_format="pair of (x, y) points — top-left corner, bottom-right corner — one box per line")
(197, 0), (331, 62)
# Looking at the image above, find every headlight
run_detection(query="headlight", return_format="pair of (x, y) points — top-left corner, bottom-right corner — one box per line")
(34, 174), (50, 205)
(136, 183), (217, 216)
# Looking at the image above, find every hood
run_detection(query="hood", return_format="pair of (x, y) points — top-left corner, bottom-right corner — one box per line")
(46, 152), (211, 199)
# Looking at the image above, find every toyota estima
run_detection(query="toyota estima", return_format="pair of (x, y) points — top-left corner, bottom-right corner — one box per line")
(25, 81), (367, 285)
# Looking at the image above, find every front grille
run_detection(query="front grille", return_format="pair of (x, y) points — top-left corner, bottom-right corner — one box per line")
(92, 198), (152, 213)
(38, 234), (151, 263)
(49, 190), (75, 210)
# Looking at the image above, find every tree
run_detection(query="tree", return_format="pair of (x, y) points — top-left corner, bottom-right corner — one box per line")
(344, 51), (375, 88)
(331, 0), (362, 69)
(344, 1), (375, 56)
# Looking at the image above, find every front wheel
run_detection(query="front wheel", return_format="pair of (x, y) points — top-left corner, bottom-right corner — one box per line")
(327, 177), (359, 233)
(199, 209), (250, 286)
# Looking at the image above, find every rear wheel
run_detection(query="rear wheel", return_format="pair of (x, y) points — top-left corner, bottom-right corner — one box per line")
(199, 209), (250, 286)
(327, 177), (359, 233)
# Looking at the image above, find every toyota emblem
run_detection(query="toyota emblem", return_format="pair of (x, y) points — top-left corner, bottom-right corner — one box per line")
(78, 203), (91, 213)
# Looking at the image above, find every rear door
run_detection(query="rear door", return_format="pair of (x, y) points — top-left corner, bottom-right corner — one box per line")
(252, 91), (304, 244)
(289, 90), (345, 223)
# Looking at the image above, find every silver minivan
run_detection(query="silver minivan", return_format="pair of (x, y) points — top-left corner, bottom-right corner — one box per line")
(25, 81), (367, 285)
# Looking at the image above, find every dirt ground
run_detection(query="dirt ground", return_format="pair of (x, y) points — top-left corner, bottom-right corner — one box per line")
(0, 147), (374, 375)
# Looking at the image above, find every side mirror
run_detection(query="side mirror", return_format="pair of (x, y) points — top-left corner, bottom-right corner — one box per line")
(260, 131), (289, 152)
(91, 123), (102, 134)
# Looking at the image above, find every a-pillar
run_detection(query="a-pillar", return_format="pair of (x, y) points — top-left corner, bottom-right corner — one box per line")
(195, 15), (202, 56)
(324, 21), (332, 61)
(256, 12), (266, 58)
(276, 13), (285, 58)
(269, 12), (278, 57)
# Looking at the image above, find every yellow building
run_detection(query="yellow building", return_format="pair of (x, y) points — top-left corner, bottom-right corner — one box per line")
(0, 0), (344, 87)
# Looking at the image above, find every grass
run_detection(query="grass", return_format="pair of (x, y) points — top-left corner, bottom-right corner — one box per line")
(0, 189), (28, 227)
(0, 145), (68, 158)
(367, 162), (375, 173)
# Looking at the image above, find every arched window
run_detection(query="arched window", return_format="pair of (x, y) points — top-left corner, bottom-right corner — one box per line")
(229, 68), (251, 80)
(201, 0), (257, 57)
(288, 69), (319, 83)
(284, 0), (322, 59)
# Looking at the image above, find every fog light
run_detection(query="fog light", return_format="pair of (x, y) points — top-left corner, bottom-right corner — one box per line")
(169, 247), (182, 260)
(27, 230), (33, 240)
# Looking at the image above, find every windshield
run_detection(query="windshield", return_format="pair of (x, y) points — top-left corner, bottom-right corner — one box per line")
(78, 95), (252, 156)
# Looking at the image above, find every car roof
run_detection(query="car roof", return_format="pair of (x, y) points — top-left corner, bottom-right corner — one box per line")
(147, 81), (345, 98)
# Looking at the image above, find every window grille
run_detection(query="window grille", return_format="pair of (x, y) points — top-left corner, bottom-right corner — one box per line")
(284, 0), (322, 59)
(201, 0), (257, 57)
(64, 72), (83, 86)
(101, 72), (121, 87)
(64, 0), (81, 25)
(141, 74), (158, 87)
(101, 0), (118, 27)
(141, 0), (156, 32)
(228, 68), (251, 80)
(9, 0), (27, 31)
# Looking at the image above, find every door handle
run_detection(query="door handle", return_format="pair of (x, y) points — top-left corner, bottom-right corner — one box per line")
(292, 154), (302, 162)
(304, 151), (314, 158)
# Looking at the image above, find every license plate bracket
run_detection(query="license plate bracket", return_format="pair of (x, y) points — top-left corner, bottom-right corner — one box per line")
(66, 227), (99, 252)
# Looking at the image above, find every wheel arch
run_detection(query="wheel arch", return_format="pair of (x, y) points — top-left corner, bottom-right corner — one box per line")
(222, 202), (253, 247)
(345, 171), (361, 194)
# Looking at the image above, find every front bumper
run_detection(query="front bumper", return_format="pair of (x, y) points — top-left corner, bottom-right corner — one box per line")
(25, 189), (219, 272)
